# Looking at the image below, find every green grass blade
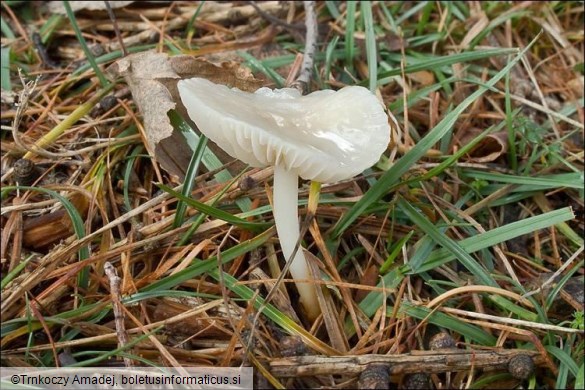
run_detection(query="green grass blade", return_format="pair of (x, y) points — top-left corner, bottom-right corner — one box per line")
(373, 48), (518, 87)
(488, 295), (537, 321)
(71, 44), (156, 77)
(576, 362), (585, 390)
(398, 197), (496, 286)
(387, 75), (458, 114)
(238, 51), (284, 87)
(1, 254), (35, 290)
(344, 1), (356, 74)
(416, 2), (434, 35)
(470, 373), (514, 389)
(173, 135), (208, 229)
(1, 301), (111, 337)
(344, 268), (405, 335)
(379, 3), (398, 33)
(468, 10), (530, 49)
(70, 327), (163, 367)
(62, 1), (109, 87)
(1, 46), (11, 91)
(39, 14), (64, 43)
(361, 1), (377, 92)
(1, 15), (15, 39)
(157, 184), (270, 232)
(323, 35), (339, 88)
(124, 290), (219, 304)
(545, 260), (584, 311)
(411, 121), (508, 183)
(395, 1), (428, 25)
(412, 207), (575, 273)
(169, 110), (251, 212)
(505, 63), (518, 171)
(463, 171), (584, 190)
(380, 230), (413, 274)
(185, 1), (205, 40)
(547, 345), (580, 378)
(557, 336), (573, 389)
(11, 84), (114, 164)
(122, 145), (144, 213)
(325, 1), (341, 19)
(178, 168), (249, 246)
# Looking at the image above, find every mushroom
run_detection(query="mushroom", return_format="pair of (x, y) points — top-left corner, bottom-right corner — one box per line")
(178, 78), (390, 320)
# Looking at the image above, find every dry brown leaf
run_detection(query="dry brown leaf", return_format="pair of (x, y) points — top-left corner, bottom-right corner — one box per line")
(458, 129), (509, 163)
(48, 1), (134, 14)
(109, 50), (265, 179)
(408, 70), (435, 86)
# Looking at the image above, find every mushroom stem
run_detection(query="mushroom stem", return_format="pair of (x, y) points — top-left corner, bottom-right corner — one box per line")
(273, 164), (320, 320)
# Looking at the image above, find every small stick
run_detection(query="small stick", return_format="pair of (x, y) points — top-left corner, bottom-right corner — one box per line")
(291, 1), (317, 94)
(104, 262), (133, 367)
(270, 349), (542, 377)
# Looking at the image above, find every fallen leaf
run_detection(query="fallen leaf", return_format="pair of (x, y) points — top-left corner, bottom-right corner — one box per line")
(408, 70), (435, 86)
(458, 129), (509, 163)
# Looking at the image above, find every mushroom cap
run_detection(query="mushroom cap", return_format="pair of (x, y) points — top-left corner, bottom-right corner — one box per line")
(178, 77), (390, 183)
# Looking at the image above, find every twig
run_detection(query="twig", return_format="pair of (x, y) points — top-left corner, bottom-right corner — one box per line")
(104, 262), (133, 367)
(269, 349), (543, 377)
(291, 1), (317, 94)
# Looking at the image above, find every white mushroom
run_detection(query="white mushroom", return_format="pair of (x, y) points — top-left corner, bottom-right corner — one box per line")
(178, 78), (390, 320)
